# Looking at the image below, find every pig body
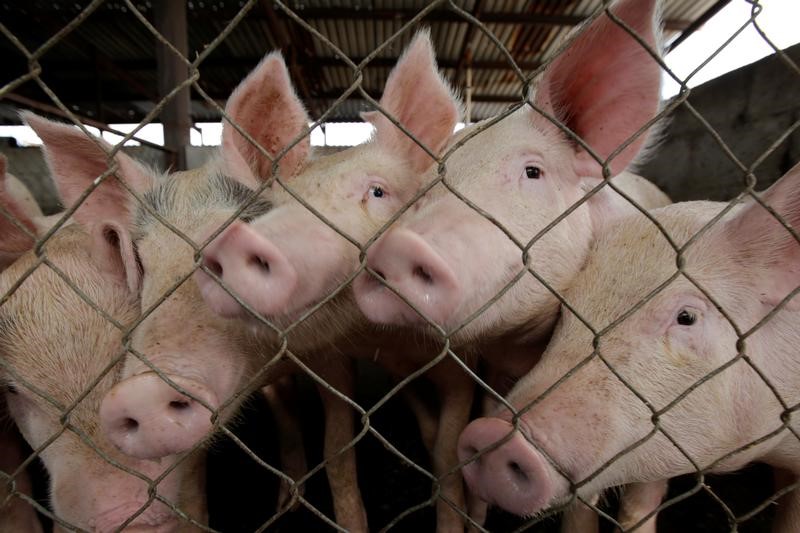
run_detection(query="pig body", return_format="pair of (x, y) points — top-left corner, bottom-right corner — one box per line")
(0, 158), (208, 532)
(458, 162), (800, 531)
(1, 163), (47, 533)
(194, 4), (671, 527)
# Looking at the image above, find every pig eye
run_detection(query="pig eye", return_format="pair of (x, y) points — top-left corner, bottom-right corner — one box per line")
(525, 166), (542, 179)
(5, 383), (18, 395)
(676, 309), (696, 326)
(369, 185), (386, 199)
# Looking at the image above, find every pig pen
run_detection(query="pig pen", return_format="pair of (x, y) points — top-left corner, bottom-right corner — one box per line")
(1, 1), (800, 532)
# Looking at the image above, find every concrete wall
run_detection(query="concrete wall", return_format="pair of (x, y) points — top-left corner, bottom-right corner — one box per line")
(641, 43), (800, 202)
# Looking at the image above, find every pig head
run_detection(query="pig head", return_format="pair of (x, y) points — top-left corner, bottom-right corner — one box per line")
(354, 0), (670, 347)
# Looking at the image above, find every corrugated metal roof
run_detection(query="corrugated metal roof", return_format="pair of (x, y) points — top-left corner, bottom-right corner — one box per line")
(0, 0), (726, 126)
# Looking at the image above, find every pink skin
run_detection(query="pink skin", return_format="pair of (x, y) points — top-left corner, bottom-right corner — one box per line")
(98, 372), (219, 460)
(0, 164), (206, 531)
(353, 0), (669, 344)
(25, 51), (372, 531)
(458, 162), (800, 530)
(0, 160), (44, 533)
(459, 418), (556, 515)
(356, 228), (461, 325)
(352, 1), (671, 528)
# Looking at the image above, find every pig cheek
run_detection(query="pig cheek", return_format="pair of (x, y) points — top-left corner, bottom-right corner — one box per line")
(509, 361), (613, 480)
(34, 438), (95, 521)
(278, 215), (356, 315)
(132, 316), (248, 403)
(6, 396), (49, 452)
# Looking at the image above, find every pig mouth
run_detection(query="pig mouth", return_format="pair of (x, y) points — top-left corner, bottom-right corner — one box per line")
(352, 271), (440, 326)
(92, 503), (179, 533)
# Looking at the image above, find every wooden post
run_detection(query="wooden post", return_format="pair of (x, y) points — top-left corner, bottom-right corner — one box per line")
(154, 0), (191, 170)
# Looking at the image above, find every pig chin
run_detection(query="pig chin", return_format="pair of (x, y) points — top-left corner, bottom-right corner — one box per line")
(76, 502), (178, 533)
(353, 275), (431, 326)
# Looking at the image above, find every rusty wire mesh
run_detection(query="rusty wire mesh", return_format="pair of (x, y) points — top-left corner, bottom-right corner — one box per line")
(0, 0), (799, 531)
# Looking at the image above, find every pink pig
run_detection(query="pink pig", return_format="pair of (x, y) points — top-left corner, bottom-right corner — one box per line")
(348, 0), (669, 528)
(459, 160), (800, 531)
(194, 2), (671, 526)
(0, 155), (208, 532)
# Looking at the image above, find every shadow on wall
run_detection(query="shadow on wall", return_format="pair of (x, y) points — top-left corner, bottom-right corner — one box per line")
(642, 42), (800, 202)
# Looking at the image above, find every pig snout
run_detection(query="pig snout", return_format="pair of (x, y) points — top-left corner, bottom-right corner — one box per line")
(194, 220), (298, 318)
(355, 229), (460, 326)
(458, 417), (553, 517)
(100, 373), (218, 460)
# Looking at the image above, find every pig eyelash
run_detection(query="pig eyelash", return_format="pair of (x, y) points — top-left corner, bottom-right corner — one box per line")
(4, 383), (18, 395)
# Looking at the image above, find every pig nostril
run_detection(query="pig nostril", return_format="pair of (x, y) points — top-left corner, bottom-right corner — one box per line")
(249, 255), (270, 274)
(463, 445), (480, 460)
(169, 399), (191, 411)
(508, 460), (529, 483)
(413, 265), (433, 284)
(122, 417), (139, 432)
(204, 258), (223, 278)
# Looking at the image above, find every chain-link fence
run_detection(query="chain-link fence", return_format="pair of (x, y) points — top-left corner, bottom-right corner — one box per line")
(1, 0), (799, 531)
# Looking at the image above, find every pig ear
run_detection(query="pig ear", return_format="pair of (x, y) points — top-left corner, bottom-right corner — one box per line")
(0, 156), (38, 270)
(371, 30), (461, 173)
(23, 112), (153, 227)
(89, 222), (142, 293)
(23, 112), (150, 292)
(221, 52), (311, 187)
(534, 0), (661, 178)
(719, 162), (800, 310)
